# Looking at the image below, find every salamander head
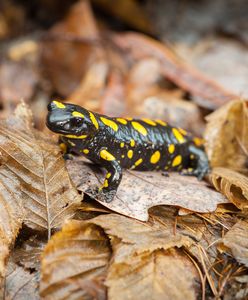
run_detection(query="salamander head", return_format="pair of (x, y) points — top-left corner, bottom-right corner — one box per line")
(46, 101), (98, 136)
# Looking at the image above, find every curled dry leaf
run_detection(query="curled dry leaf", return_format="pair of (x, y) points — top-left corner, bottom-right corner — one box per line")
(106, 248), (200, 300)
(67, 159), (228, 221)
(112, 32), (236, 108)
(219, 220), (248, 267)
(205, 99), (248, 175)
(0, 102), (82, 241)
(210, 167), (248, 211)
(40, 220), (111, 300)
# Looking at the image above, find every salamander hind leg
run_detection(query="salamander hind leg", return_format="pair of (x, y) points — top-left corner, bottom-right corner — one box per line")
(181, 144), (210, 180)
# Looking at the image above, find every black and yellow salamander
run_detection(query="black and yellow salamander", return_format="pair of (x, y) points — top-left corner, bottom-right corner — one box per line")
(47, 100), (209, 202)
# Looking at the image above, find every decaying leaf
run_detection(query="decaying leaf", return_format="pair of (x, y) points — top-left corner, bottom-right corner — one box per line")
(40, 220), (111, 300)
(112, 32), (236, 108)
(0, 102), (82, 239)
(219, 220), (248, 267)
(0, 259), (39, 300)
(205, 99), (248, 175)
(210, 167), (248, 211)
(67, 159), (228, 221)
(106, 249), (200, 300)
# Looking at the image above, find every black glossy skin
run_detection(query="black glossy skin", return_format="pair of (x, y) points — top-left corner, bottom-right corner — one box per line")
(47, 101), (209, 202)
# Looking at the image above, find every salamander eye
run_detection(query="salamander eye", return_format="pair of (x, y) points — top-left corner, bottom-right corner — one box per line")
(70, 117), (82, 127)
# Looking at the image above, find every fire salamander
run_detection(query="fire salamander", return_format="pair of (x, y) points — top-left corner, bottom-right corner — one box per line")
(47, 100), (209, 202)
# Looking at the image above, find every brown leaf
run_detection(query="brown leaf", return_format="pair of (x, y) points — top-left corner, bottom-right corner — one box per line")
(0, 259), (39, 300)
(210, 167), (248, 211)
(106, 248), (200, 300)
(112, 32), (236, 109)
(41, 0), (104, 97)
(67, 159), (228, 221)
(0, 102), (82, 239)
(40, 220), (111, 300)
(88, 213), (193, 256)
(219, 220), (248, 267)
(205, 100), (248, 175)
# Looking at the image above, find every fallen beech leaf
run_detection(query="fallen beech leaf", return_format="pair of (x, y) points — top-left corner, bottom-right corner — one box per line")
(88, 213), (193, 256)
(67, 159), (228, 221)
(210, 167), (248, 211)
(112, 32), (236, 108)
(40, 220), (111, 299)
(41, 0), (104, 96)
(205, 100), (248, 175)
(0, 260), (39, 300)
(0, 102), (82, 238)
(106, 248), (200, 300)
(219, 220), (248, 267)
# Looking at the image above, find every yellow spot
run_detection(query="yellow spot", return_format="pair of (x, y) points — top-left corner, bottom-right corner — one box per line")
(156, 120), (167, 126)
(131, 158), (143, 169)
(53, 100), (65, 109)
(103, 179), (108, 188)
(120, 142), (125, 148)
(150, 151), (160, 164)
(127, 150), (133, 159)
(130, 139), (135, 147)
(117, 118), (127, 125)
(178, 128), (187, 135)
(82, 149), (89, 154)
(172, 128), (185, 144)
(126, 118), (133, 121)
(59, 143), (67, 153)
(89, 112), (99, 129)
(190, 154), (195, 160)
(100, 149), (115, 161)
(100, 117), (118, 132)
(172, 155), (182, 167)
(106, 172), (111, 179)
(142, 119), (156, 126)
(121, 154), (125, 158)
(165, 166), (169, 170)
(72, 111), (84, 118)
(131, 121), (147, 136)
(168, 144), (175, 154)
(193, 137), (204, 146)
(65, 134), (87, 139)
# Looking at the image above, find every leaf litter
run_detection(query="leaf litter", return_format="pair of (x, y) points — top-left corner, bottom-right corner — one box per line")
(0, 0), (248, 299)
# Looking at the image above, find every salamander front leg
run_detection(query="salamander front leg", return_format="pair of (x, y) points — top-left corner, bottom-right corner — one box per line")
(98, 160), (123, 203)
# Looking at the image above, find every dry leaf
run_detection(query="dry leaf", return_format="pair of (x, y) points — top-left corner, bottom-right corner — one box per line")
(210, 167), (248, 211)
(40, 220), (111, 300)
(41, 0), (104, 96)
(67, 159), (228, 221)
(112, 32), (236, 108)
(219, 220), (248, 267)
(205, 99), (248, 175)
(0, 102), (82, 239)
(106, 248), (200, 300)
(88, 213), (193, 257)
(0, 259), (39, 300)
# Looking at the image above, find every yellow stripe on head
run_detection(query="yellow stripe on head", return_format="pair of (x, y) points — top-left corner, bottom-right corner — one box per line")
(65, 134), (87, 139)
(156, 120), (167, 126)
(72, 111), (84, 118)
(53, 100), (65, 109)
(89, 112), (99, 130)
(100, 117), (118, 132)
(131, 121), (147, 136)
